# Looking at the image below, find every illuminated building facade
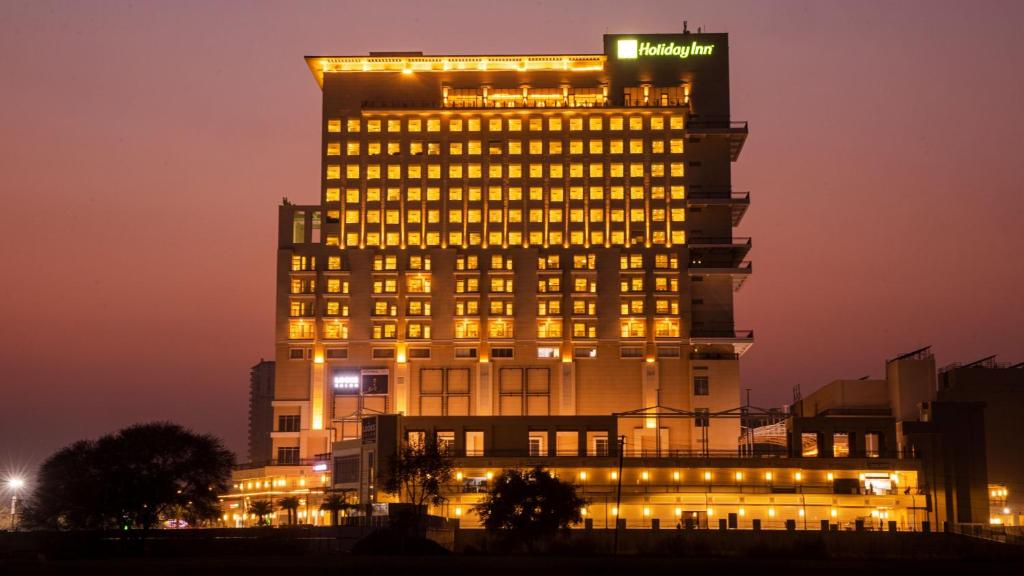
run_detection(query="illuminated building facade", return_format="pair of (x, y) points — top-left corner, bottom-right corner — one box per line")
(228, 29), (756, 525)
(222, 31), (1005, 532)
(278, 31), (751, 464)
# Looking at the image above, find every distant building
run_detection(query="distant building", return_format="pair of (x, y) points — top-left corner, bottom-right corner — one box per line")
(937, 357), (1024, 525)
(784, 347), (1022, 528)
(248, 360), (275, 463)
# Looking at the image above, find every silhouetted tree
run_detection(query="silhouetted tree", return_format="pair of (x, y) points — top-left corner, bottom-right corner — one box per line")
(248, 500), (274, 526)
(473, 467), (586, 551)
(320, 491), (356, 526)
(277, 496), (301, 525)
(21, 422), (234, 530)
(384, 440), (453, 533)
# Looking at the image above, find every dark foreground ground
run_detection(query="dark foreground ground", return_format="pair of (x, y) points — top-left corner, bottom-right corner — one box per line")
(2, 554), (1024, 576)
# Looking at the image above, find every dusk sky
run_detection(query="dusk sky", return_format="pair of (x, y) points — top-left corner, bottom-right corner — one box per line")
(2, 0), (1022, 467)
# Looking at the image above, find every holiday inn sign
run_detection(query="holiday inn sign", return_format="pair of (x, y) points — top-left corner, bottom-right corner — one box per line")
(617, 38), (715, 59)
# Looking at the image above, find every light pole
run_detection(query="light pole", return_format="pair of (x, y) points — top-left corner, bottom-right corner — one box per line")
(7, 477), (25, 532)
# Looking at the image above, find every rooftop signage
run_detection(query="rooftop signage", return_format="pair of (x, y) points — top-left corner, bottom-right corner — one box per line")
(617, 38), (714, 60)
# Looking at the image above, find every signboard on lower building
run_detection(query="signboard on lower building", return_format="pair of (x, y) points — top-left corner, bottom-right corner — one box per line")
(361, 369), (389, 395)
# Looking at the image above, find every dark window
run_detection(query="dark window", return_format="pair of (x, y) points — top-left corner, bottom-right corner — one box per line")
(289, 348), (305, 359)
(278, 415), (300, 432)
(326, 348), (348, 359)
(277, 447), (300, 465)
(408, 347), (431, 359)
(333, 455), (360, 483)
(694, 376), (710, 396)
(491, 347), (514, 359)
(694, 408), (710, 427)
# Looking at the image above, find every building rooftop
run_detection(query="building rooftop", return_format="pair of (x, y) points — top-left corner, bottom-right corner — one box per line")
(305, 53), (607, 88)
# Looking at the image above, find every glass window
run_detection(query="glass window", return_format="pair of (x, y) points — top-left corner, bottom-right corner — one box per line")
(693, 376), (709, 396)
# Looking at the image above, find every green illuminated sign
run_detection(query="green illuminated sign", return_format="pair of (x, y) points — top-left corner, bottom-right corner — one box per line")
(617, 38), (714, 60)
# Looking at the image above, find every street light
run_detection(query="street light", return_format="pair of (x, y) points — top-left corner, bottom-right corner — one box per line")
(7, 477), (25, 532)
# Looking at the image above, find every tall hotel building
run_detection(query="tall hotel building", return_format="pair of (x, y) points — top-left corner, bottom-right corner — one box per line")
(224, 31), (977, 531)
(277, 32), (751, 462)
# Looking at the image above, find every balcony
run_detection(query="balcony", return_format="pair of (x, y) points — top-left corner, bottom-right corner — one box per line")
(690, 327), (755, 356)
(686, 188), (750, 226)
(688, 236), (752, 267)
(689, 260), (752, 291)
(359, 99), (690, 111)
(685, 117), (748, 161)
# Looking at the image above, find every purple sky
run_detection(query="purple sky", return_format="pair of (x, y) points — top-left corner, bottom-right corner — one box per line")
(2, 0), (1022, 467)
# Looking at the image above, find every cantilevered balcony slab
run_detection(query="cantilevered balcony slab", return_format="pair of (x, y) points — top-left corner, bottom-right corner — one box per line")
(686, 189), (750, 226)
(688, 260), (752, 291)
(689, 329), (755, 356)
(685, 119), (748, 161)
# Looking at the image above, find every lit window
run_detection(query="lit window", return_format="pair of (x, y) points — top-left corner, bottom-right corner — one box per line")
(449, 118), (463, 131)
(548, 117), (562, 131)
(454, 319), (480, 339)
(367, 119), (381, 132)
(288, 320), (315, 340)
(651, 116), (665, 130)
(346, 119), (361, 132)
(326, 165), (340, 179)
(537, 319), (561, 339)
(327, 119), (341, 133)
(619, 319), (645, 338)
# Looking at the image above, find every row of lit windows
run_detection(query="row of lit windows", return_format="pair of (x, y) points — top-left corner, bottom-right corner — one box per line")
(329, 162), (685, 179)
(342, 229), (686, 249)
(290, 252), (677, 275)
(369, 276), (435, 294)
(451, 277), (514, 294)
(343, 207), (685, 225)
(327, 114), (685, 134)
(286, 317), (679, 340)
(332, 139), (685, 157)
(290, 278), (351, 294)
(328, 184), (686, 202)
(293, 297), (676, 319)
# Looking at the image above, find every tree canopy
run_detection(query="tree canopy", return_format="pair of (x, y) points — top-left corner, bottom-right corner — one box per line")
(383, 441), (454, 510)
(21, 422), (234, 530)
(473, 467), (586, 550)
